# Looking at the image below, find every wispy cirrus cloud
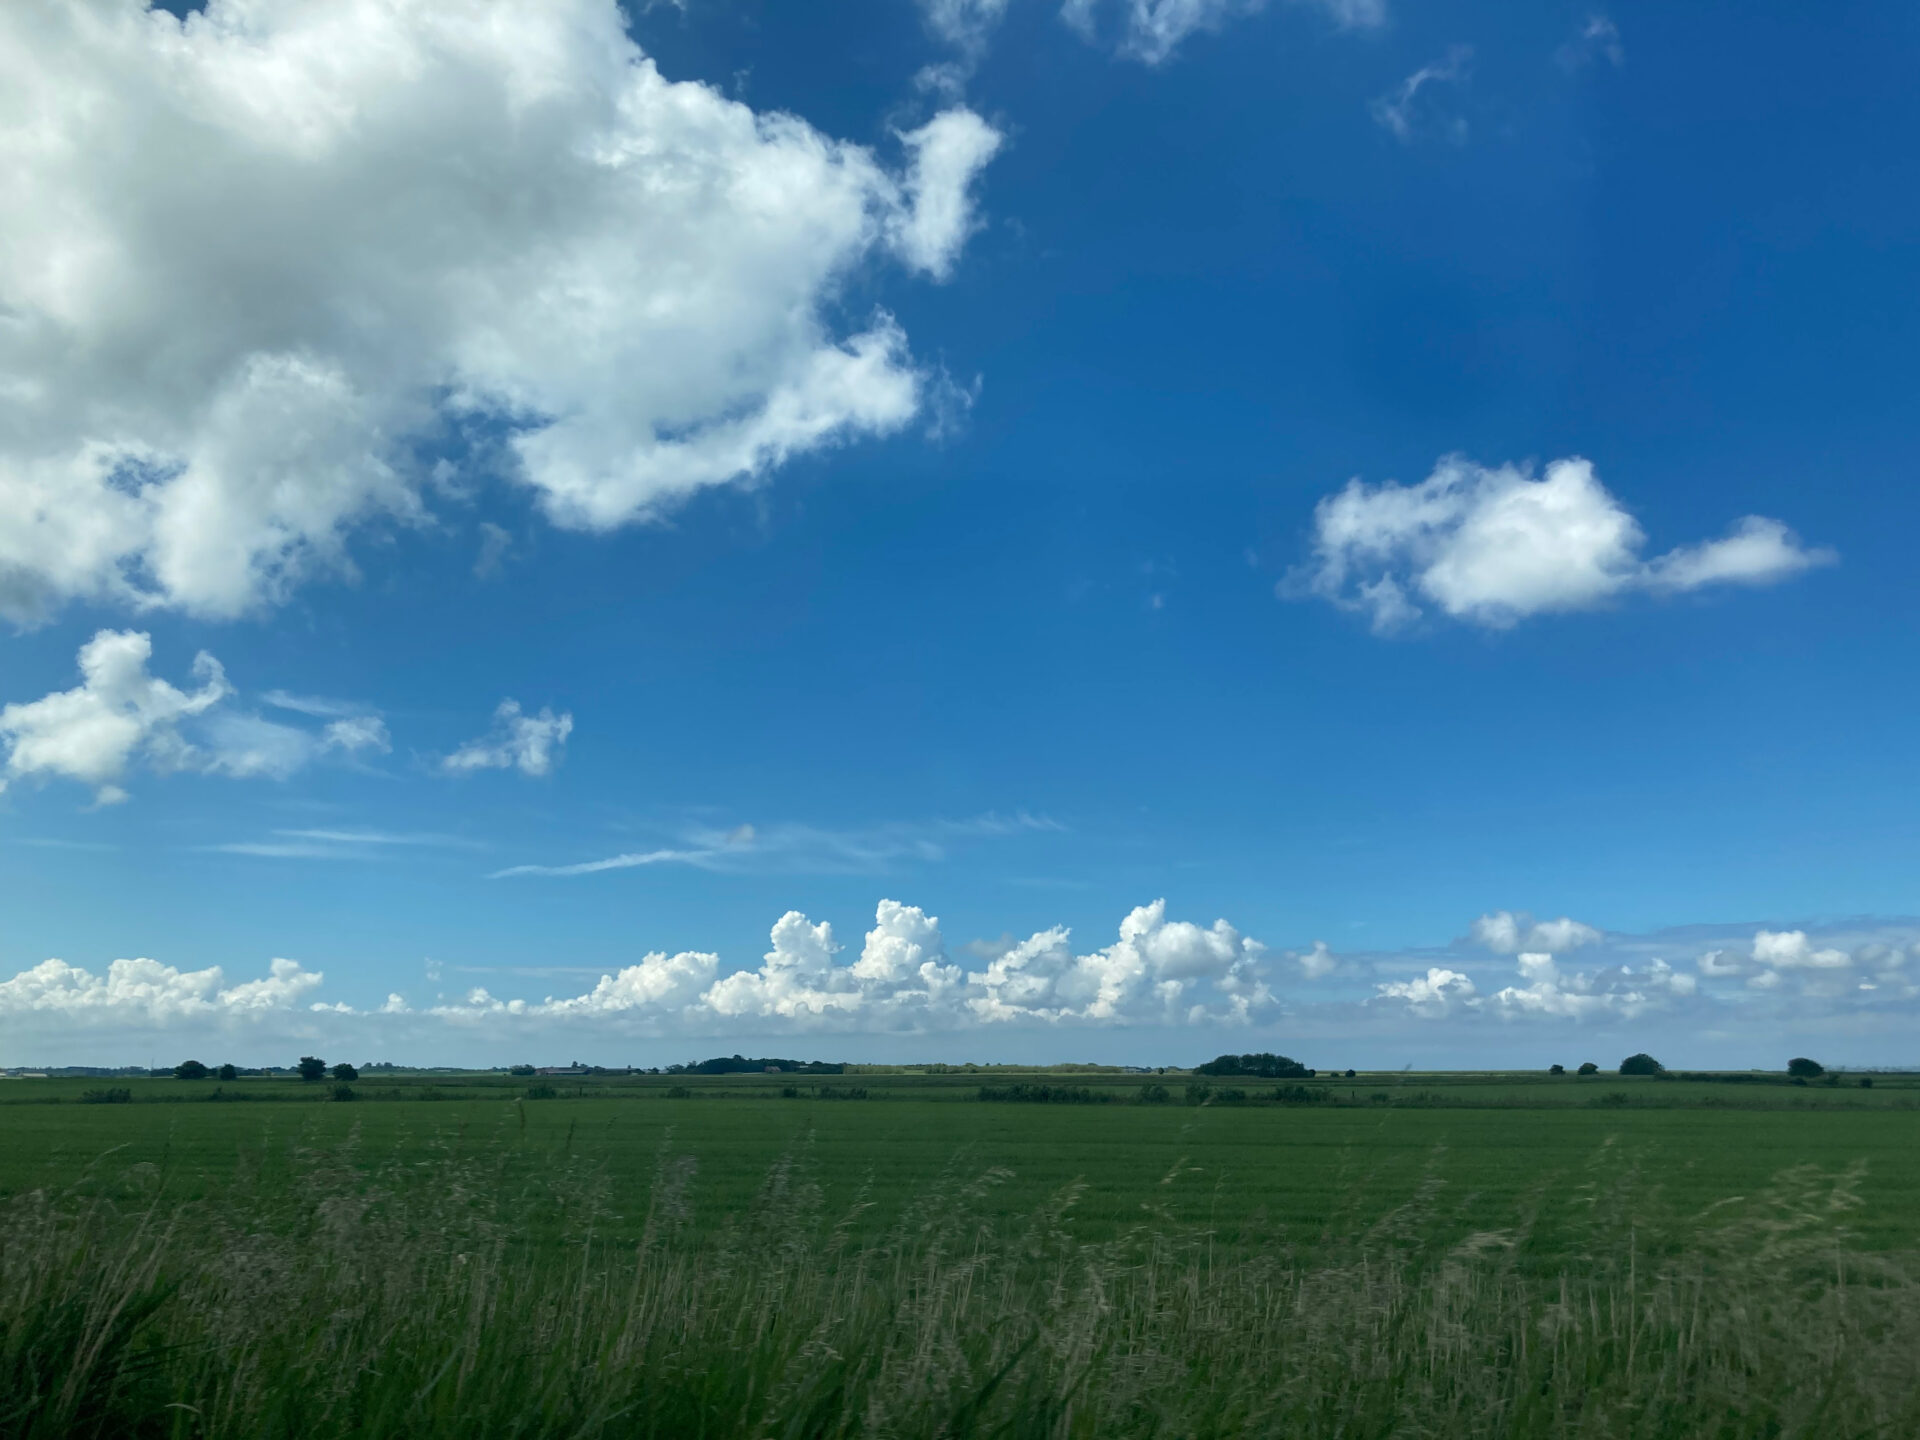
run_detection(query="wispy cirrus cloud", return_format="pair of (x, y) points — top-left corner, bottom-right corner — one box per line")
(491, 811), (1064, 879)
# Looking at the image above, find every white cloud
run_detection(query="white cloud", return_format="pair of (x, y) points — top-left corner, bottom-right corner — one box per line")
(1294, 940), (1339, 979)
(0, 955), (321, 1023)
(1485, 951), (1695, 1021)
(1557, 14), (1623, 70)
(1371, 45), (1472, 144)
(441, 700), (573, 778)
(1371, 966), (1476, 1017)
(1752, 929), (1852, 971)
(890, 111), (1005, 279)
(490, 810), (1062, 877)
(1472, 911), (1603, 956)
(0, 0), (1000, 622)
(0, 630), (379, 802)
(1061, 0), (1384, 67)
(1295, 456), (1833, 632)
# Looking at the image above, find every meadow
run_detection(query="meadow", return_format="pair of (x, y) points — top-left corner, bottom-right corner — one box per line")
(3, 1068), (1919, 1437)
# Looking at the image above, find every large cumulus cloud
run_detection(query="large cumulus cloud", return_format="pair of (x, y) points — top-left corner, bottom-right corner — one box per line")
(0, 0), (1000, 621)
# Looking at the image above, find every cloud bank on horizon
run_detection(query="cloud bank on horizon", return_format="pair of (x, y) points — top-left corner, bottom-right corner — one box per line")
(4, 904), (1914, 1061)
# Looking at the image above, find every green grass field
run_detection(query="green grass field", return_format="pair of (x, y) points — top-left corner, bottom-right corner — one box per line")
(4, 1069), (1918, 1437)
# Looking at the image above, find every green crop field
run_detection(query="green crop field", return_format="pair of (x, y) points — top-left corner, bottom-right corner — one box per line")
(5, 1068), (1919, 1437)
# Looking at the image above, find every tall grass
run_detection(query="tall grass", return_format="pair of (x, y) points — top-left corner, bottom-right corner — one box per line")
(2, 1127), (1916, 1439)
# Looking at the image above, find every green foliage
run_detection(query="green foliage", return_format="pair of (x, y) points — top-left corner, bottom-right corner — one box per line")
(1577, 1062), (1600, 1075)
(509, 1065), (536, 1077)
(524, 1085), (559, 1101)
(331, 1063), (359, 1082)
(1136, 1084), (1172, 1104)
(664, 1085), (692, 1099)
(668, 1054), (844, 1075)
(296, 1056), (327, 1083)
(1193, 1052), (1310, 1078)
(173, 1060), (209, 1080)
(216, 1064), (237, 1082)
(977, 1084), (1106, 1104)
(1788, 1056), (1826, 1079)
(1548, 1064), (1565, 1076)
(329, 1084), (356, 1103)
(1619, 1053), (1665, 1075)
(77, 1088), (131, 1105)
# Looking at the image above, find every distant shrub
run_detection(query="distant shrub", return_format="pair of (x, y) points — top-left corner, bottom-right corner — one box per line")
(1862, 1076), (1875, 1089)
(296, 1056), (327, 1083)
(1343, 1069), (1356, 1079)
(509, 1065), (537, 1077)
(1787, 1057), (1825, 1079)
(1213, 1087), (1250, 1105)
(813, 1086), (869, 1101)
(79, 1088), (131, 1105)
(524, 1085), (559, 1100)
(216, 1064), (237, 1081)
(1273, 1085), (1327, 1105)
(1193, 1053), (1310, 1079)
(1577, 1062), (1599, 1076)
(330, 1084), (356, 1102)
(1595, 1092), (1630, 1108)
(664, 1086), (692, 1099)
(1185, 1083), (1211, 1105)
(1619, 1053), (1665, 1076)
(1369, 1092), (1390, 1104)
(1137, 1083), (1172, 1105)
(1549, 1064), (1566, 1076)
(174, 1060), (209, 1080)
(977, 1084), (1102, 1104)
(779, 1086), (800, 1099)
(332, 1063), (359, 1082)
(668, 1055), (844, 1076)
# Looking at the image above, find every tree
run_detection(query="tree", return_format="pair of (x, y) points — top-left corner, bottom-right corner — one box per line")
(1577, 1062), (1599, 1076)
(1193, 1052), (1309, 1079)
(296, 1055), (327, 1082)
(1786, 1056), (1825, 1079)
(332, 1062), (359, 1082)
(174, 1059), (209, 1080)
(1548, 1064), (1566, 1076)
(1619, 1053), (1665, 1076)
(217, 1063), (237, 1081)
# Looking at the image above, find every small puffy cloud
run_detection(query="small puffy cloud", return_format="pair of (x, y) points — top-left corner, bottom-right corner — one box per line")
(1752, 929), (1852, 971)
(1473, 911), (1603, 956)
(890, 110), (1004, 279)
(1371, 46), (1473, 145)
(1293, 456), (1832, 633)
(1294, 940), (1339, 980)
(1372, 966), (1476, 1017)
(0, 955), (321, 1023)
(0, 630), (227, 804)
(441, 701), (573, 778)
(0, 630), (377, 803)
(0, 0), (1000, 622)
(1061, 0), (1384, 67)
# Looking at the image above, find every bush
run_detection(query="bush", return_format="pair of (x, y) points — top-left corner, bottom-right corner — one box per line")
(509, 1064), (537, 1077)
(217, 1064), (237, 1081)
(330, 1084), (356, 1102)
(1343, 1069), (1356, 1079)
(1787, 1056), (1825, 1079)
(1862, 1077), (1875, 1089)
(977, 1084), (1103, 1104)
(332, 1063), (359, 1082)
(296, 1056), (327, 1082)
(1619, 1053), (1665, 1076)
(1549, 1064), (1566, 1076)
(174, 1060), (210, 1080)
(524, 1085), (559, 1100)
(664, 1085), (692, 1099)
(78, 1087), (131, 1105)
(813, 1086), (869, 1101)
(1137, 1084), (1172, 1104)
(1577, 1061), (1600, 1075)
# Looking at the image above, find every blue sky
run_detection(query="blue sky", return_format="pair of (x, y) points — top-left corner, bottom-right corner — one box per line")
(0, 0), (1915, 1068)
